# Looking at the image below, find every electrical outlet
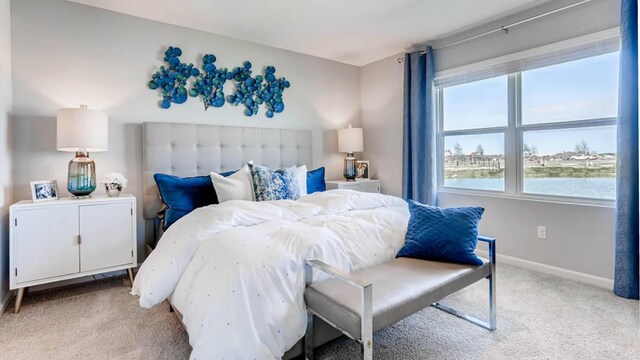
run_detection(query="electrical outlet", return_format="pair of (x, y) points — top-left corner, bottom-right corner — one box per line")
(537, 226), (547, 239)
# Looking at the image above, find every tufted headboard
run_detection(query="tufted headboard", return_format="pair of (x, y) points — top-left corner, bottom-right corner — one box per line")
(142, 122), (313, 220)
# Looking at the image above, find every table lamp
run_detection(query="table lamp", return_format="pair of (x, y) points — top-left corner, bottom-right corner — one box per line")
(338, 125), (363, 181)
(56, 105), (108, 197)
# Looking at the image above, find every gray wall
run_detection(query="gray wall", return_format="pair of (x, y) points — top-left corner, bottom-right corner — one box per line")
(362, 0), (620, 283)
(11, 0), (362, 259)
(438, 192), (616, 280)
(0, 0), (12, 308)
(360, 54), (404, 197)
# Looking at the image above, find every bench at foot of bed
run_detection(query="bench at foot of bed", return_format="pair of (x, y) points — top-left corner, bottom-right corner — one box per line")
(303, 236), (496, 360)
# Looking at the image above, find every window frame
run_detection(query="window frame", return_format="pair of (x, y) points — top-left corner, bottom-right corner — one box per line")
(436, 68), (618, 206)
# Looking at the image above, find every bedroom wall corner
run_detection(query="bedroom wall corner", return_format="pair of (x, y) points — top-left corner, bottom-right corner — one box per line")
(10, 0), (361, 261)
(0, 0), (14, 313)
(360, 53), (404, 198)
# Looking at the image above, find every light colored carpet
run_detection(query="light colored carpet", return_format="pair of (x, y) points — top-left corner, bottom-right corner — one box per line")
(0, 264), (637, 360)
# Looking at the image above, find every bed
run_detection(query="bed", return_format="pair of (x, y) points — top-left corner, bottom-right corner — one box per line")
(134, 122), (410, 359)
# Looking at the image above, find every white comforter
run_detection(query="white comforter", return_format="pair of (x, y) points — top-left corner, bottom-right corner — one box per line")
(132, 190), (409, 359)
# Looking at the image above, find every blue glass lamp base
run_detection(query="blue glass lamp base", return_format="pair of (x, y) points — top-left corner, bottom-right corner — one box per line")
(343, 153), (358, 182)
(67, 151), (97, 197)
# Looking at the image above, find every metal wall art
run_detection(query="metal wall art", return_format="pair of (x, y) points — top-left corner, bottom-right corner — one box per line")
(149, 47), (290, 117)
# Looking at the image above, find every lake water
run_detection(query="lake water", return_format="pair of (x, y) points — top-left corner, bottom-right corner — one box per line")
(444, 177), (615, 200)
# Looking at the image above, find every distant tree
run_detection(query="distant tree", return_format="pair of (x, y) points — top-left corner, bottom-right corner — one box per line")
(475, 144), (484, 154)
(454, 142), (463, 156)
(575, 140), (590, 154)
(524, 143), (538, 157)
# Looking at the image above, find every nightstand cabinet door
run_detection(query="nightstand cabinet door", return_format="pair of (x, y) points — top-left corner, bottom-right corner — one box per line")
(326, 180), (381, 193)
(359, 181), (380, 193)
(339, 182), (363, 191)
(79, 202), (134, 272)
(14, 206), (80, 284)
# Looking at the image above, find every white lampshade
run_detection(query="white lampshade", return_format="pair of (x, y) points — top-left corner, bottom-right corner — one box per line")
(56, 105), (108, 152)
(338, 125), (363, 153)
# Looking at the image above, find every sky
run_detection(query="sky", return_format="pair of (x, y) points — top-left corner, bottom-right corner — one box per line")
(443, 52), (619, 156)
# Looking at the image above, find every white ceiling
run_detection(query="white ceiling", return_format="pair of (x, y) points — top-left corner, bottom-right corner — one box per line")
(68, 0), (549, 66)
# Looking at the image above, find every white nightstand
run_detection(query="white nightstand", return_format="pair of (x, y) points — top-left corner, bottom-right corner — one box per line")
(326, 179), (381, 193)
(9, 195), (137, 313)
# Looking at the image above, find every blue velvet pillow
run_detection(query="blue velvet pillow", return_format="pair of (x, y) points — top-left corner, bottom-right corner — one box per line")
(306, 167), (326, 194)
(396, 201), (485, 266)
(154, 171), (234, 230)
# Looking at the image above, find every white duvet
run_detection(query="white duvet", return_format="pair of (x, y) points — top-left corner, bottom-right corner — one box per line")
(132, 190), (409, 359)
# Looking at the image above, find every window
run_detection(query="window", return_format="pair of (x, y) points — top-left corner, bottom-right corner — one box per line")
(521, 52), (619, 124)
(439, 76), (508, 193)
(522, 126), (616, 199)
(443, 126), (505, 192)
(437, 51), (619, 201)
(443, 76), (508, 130)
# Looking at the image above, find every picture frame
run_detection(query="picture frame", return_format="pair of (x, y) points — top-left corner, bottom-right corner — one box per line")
(356, 160), (370, 180)
(30, 180), (59, 203)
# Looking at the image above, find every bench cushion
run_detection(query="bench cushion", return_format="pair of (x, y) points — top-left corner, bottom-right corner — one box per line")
(304, 257), (491, 339)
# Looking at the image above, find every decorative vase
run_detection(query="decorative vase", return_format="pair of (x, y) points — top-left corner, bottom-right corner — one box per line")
(343, 152), (358, 181)
(105, 183), (122, 197)
(67, 151), (97, 197)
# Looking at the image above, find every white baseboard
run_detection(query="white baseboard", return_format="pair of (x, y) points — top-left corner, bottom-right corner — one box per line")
(0, 290), (13, 319)
(477, 250), (614, 290)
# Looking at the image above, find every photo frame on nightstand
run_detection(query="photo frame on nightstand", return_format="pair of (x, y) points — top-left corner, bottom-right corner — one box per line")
(356, 160), (370, 180)
(30, 180), (59, 203)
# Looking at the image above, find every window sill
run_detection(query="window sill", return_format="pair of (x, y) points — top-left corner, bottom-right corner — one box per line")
(437, 188), (615, 209)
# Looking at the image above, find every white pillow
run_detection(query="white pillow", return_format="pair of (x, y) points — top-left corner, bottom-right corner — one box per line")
(296, 165), (308, 196)
(210, 164), (254, 203)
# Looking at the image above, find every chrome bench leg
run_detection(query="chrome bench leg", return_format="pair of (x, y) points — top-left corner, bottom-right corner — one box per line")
(488, 272), (496, 330)
(304, 260), (375, 360)
(485, 235), (497, 330)
(305, 310), (314, 360)
(304, 262), (314, 360)
(433, 237), (497, 331)
(360, 283), (373, 360)
(432, 272), (496, 331)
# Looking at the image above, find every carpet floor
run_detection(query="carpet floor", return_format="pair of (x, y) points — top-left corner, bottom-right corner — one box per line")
(0, 264), (637, 359)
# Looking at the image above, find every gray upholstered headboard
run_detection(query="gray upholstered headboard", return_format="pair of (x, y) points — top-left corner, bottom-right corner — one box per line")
(142, 122), (313, 220)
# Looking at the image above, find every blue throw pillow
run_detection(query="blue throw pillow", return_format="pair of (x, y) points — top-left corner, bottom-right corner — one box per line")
(248, 164), (301, 201)
(306, 167), (326, 194)
(397, 201), (485, 266)
(154, 171), (234, 230)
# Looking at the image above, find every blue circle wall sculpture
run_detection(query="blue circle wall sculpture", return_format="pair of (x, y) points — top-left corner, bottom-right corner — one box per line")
(190, 54), (229, 110)
(148, 47), (198, 109)
(149, 47), (290, 117)
(260, 65), (290, 118)
(227, 61), (259, 116)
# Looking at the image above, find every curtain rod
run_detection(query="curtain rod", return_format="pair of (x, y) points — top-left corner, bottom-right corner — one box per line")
(397, 0), (594, 63)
